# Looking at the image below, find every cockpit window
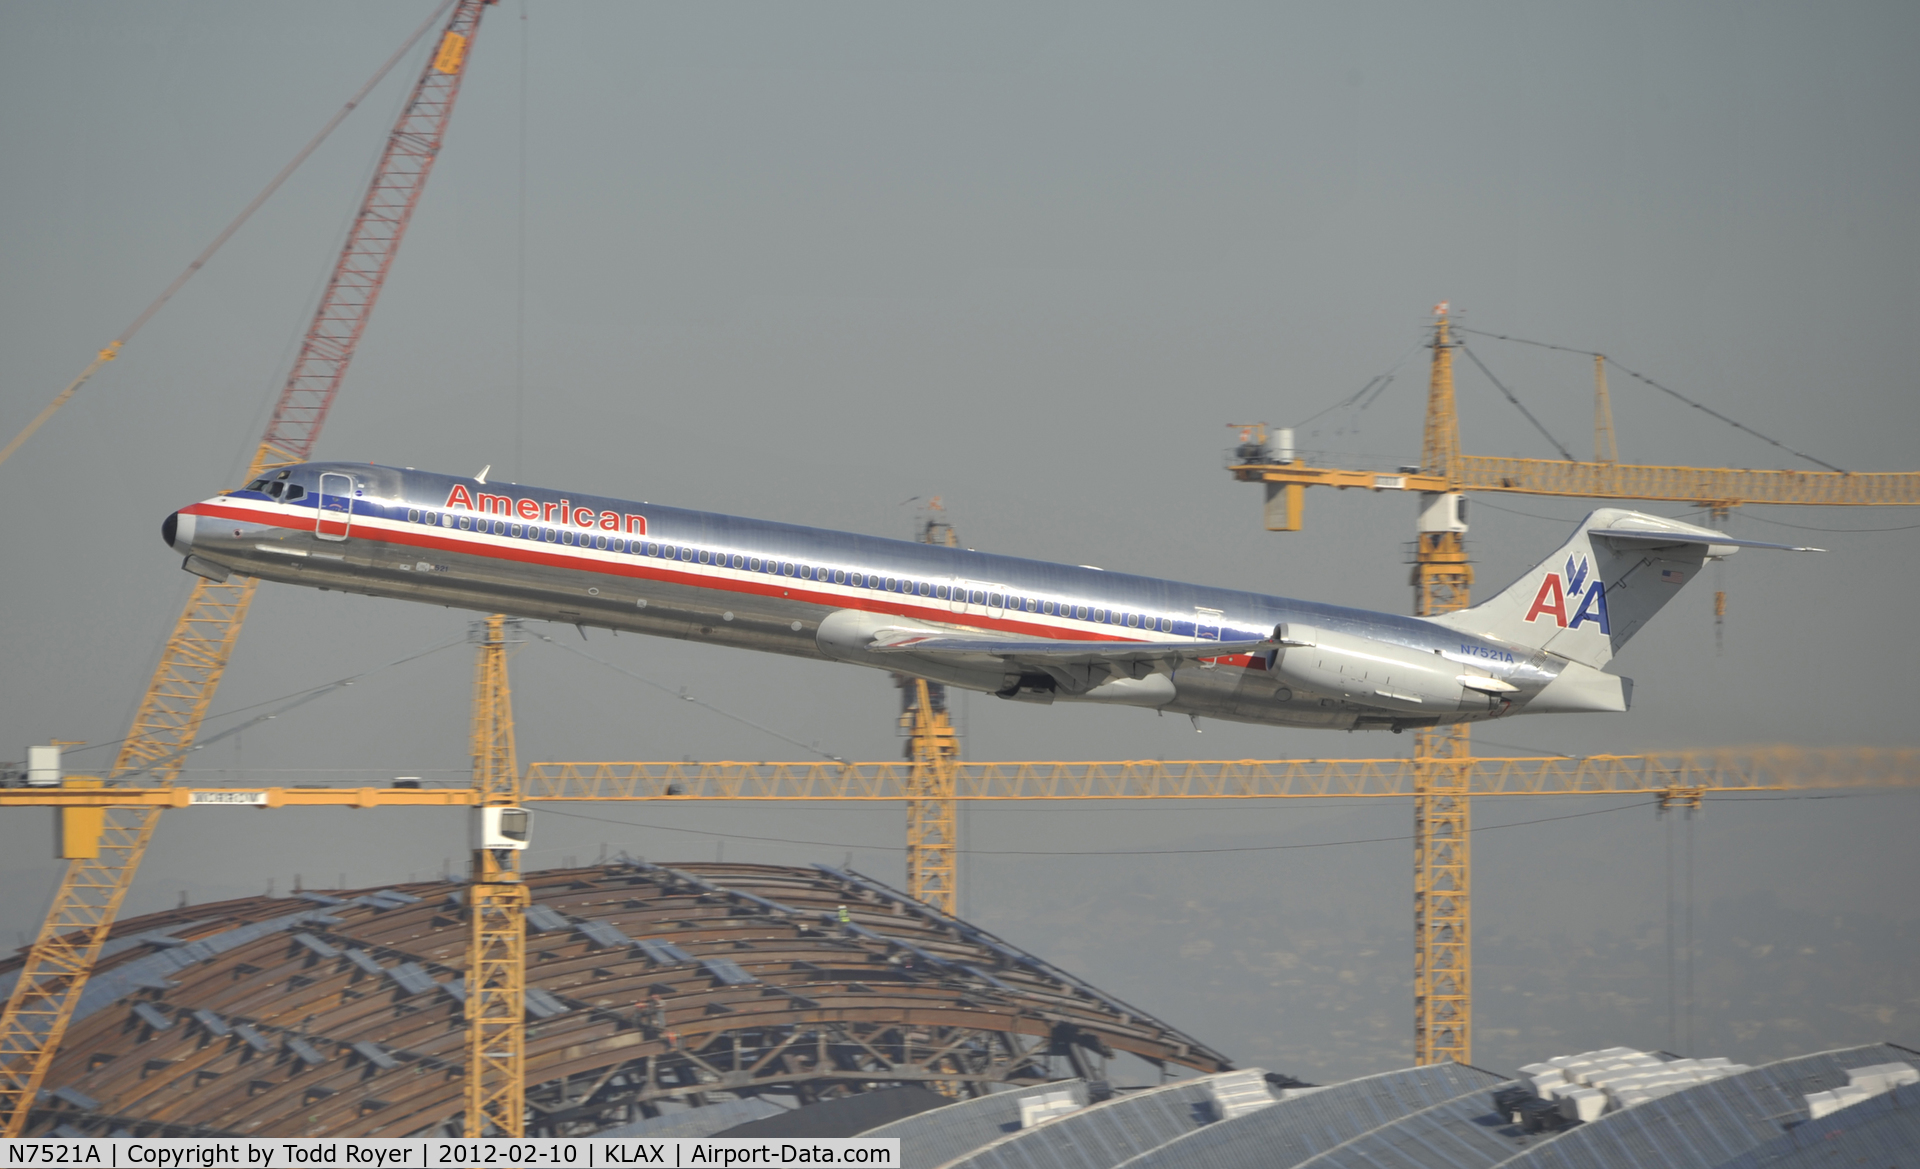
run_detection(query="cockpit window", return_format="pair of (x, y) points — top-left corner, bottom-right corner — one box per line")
(286, 485), (305, 500)
(245, 479), (271, 493)
(267, 482), (285, 498)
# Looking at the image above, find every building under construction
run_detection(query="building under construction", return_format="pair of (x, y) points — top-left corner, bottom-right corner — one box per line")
(2, 861), (1231, 1139)
(12, 860), (1920, 1164)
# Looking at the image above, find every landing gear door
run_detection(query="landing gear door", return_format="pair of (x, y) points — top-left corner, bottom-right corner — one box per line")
(316, 472), (353, 541)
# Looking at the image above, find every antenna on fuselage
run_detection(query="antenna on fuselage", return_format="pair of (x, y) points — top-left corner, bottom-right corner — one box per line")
(475, 464), (491, 484)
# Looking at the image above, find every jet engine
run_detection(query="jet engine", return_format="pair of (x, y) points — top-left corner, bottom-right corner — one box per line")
(1269, 623), (1507, 714)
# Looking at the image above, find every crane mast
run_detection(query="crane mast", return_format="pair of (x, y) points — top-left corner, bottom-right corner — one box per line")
(1226, 305), (1920, 1068)
(0, 2), (496, 1137)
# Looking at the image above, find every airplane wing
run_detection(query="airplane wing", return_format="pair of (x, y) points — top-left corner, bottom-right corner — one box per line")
(863, 627), (1272, 665)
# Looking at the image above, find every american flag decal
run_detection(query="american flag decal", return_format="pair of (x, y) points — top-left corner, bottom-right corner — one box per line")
(1660, 568), (1686, 585)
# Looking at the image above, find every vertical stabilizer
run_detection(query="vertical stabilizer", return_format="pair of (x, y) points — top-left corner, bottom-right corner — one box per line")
(1428, 509), (1749, 668)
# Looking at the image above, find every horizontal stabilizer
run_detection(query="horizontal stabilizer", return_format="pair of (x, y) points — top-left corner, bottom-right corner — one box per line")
(1588, 528), (1822, 553)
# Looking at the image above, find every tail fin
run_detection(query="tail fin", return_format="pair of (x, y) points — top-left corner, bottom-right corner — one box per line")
(1429, 508), (1812, 668)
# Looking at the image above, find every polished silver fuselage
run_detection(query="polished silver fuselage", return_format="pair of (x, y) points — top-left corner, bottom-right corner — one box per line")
(167, 462), (1579, 730)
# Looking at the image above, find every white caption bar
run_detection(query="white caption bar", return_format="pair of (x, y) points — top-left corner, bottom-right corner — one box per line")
(0, 1139), (898, 1168)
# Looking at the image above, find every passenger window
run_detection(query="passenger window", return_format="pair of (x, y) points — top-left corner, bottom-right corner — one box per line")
(1042, 601), (1055, 615)
(748, 557), (762, 571)
(408, 509), (420, 522)
(648, 542), (661, 556)
(850, 572), (864, 587)
(1127, 613), (1140, 628)
(989, 592), (1004, 608)
(1025, 598), (1038, 612)
(508, 523), (520, 537)
(1074, 605), (1088, 620)
(782, 562), (795, 576)
(833, 569), (846, 584)
(915, 581), (929, 596)
(591, 535), (604, 550)
(935, 585), (950, 600)
(459, 516), (471, 531)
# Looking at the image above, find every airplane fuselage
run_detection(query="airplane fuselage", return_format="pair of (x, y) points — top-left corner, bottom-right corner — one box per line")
(165, 462), (1615, 731)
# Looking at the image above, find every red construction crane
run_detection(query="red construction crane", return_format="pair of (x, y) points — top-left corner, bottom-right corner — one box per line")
(0, 0), (498, 1137)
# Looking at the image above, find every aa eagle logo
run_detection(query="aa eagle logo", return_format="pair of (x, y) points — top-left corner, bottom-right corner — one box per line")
(1524, 554), (1611, 634)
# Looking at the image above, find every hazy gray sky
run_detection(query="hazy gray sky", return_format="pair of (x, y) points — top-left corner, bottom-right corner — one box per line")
(2, 1), (1916, 1082)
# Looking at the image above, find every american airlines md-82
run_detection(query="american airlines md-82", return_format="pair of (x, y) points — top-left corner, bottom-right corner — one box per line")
(163, 463), (1808, 732)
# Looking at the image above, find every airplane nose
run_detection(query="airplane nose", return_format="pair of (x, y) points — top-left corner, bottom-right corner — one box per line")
(163, 511), (196, 555)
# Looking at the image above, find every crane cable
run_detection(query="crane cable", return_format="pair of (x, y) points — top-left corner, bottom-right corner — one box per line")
(1454, 325), (1844, 473)
(1456, 341), (1577, 461)
(0, 0), (457, 472)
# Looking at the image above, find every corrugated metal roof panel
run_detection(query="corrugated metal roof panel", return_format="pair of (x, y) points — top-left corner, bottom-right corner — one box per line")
(1716, 1079), (1920, 1169)
(344, 949), (385, 976)
(285, 1036), (327, 1066)
(352, 1041), (399, 1070)
(595, 1096), (787, 1139)
(636, 937), (694, 965)
(577, 919), (632, 949)
(386, 962), (436, 997)
(856, 1080), (1088, 1169)
(1494, 1043), (1920, 1169)
(130, 1003), (172, 1031)
(524, 987), (570, 1018)
(192, 1009), (230, 1037)
(702, 957), (757, 986)
(291, 933), (339, 959)
(231, 1023), (271, 1053)
(946, 1076), (1220, 1169)
(50, 1086), (99, 1111)
(1289, 1087), (1532, 1168)
(524, 904), (572, 933)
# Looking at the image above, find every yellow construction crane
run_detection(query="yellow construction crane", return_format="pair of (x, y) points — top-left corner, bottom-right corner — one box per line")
(0, 2), (498, 1138)
(1225, 306), (1920, 1066)
(897, 500), (961, 913)
(466, 615), (529, 1138)
(9, 679), (1914, 1124)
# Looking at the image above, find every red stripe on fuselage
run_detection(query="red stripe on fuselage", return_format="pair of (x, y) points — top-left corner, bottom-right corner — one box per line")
(183, 498), (1236, 655)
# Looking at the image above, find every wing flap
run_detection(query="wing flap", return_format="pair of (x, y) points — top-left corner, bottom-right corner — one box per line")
(866, 629), (1270, 664)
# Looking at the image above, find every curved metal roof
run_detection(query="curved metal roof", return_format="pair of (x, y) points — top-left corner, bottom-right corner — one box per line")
(939, 1071), (1233, 1169)
(1495, 1042), (1920, 1169)
(858, 1079), (1090, 1169)
(13, 861), (1230, 1137)
(1115, 1063), (1504, 1169)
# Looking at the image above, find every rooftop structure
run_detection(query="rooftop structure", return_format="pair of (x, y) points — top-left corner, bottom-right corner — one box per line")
(5, 862), (1229, 1137)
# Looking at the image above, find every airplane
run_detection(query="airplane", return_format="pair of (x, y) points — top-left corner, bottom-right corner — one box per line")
(162, 463), (1811, 733)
